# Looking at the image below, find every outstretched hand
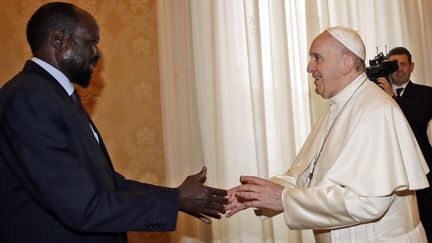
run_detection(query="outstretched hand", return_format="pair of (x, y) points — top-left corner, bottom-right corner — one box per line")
(225, 185), (247, 218)
(178, 167), (228, 224)
(225, 175), (284, 218)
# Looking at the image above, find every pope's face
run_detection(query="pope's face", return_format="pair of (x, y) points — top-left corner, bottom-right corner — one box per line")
(307, 32), (347, 99)
(388, 54), (413, 86)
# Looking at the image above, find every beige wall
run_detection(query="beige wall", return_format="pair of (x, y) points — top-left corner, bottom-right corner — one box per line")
(0, 1), (167, 242)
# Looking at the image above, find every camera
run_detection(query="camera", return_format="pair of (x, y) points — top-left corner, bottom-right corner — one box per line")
(365, 52), (398, 83)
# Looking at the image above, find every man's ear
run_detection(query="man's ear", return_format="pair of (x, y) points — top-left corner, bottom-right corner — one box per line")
(50, 31), (66, 51)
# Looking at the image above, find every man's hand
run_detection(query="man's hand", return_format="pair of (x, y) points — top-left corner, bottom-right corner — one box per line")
(177, 167), (227, 224)
(377, 77), (394, 97)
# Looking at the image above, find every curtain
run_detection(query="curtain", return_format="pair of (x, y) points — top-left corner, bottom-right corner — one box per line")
(305, 0), (432, 146)
(157, 0), (432, 242)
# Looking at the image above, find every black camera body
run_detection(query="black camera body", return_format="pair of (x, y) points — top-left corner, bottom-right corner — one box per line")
(365, 52), (398, 83)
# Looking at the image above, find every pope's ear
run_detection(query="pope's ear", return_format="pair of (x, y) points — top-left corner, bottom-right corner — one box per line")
(50, 31), (66, 51)
(341, 53), (355, 75)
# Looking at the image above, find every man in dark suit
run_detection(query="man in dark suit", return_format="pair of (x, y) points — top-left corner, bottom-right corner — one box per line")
(0, 2), (227, 243)
(378, 46), (432, 241)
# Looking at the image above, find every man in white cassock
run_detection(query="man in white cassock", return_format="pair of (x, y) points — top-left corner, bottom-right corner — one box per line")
(225, 26), (430, 242)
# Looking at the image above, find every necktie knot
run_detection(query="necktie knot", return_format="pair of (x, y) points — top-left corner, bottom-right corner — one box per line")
(396, 87), (404, 97)
(70, 90), (87, 117)
(71, 90), (80, 104)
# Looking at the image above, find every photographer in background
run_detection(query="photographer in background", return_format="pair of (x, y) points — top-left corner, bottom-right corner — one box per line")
(377, 46), (432, 242)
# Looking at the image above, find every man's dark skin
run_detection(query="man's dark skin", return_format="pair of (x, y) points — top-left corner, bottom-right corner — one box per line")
(26, 4), (226, 225)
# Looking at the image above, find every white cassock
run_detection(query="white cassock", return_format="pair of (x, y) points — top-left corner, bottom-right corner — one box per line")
(267, 73), (430, 242)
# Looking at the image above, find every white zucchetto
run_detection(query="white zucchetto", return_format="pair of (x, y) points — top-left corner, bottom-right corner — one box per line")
(326, 26), (366, 60)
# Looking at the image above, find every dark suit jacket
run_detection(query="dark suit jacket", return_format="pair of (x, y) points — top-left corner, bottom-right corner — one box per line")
(395, 81), (432, 169)
(394, 80), (432, 241)
(0, 61), (179, 243)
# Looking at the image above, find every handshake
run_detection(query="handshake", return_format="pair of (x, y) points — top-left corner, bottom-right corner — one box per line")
(178, 167), (284, 223)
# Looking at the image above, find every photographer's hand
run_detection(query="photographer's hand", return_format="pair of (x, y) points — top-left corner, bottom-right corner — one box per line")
(377, 77), (395, 97)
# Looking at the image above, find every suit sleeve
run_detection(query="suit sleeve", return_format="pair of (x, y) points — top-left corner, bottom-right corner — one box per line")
(115, 172), (170, 192)
(2, 88), (179, 232)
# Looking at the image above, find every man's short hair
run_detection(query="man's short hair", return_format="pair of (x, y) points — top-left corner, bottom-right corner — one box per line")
(388, 47), (412, 64)
(26, 2), (81, 53)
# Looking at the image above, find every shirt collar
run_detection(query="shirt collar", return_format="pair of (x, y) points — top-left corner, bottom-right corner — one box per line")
(329, 73), (367, 105)
(391, 81), (409, 93)
(31, 57), (75, 96)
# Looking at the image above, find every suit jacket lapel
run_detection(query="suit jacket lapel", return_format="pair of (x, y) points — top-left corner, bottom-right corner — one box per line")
(401, 81), (414, 99)
(24, 61), (118, 189)
(87, 117), (118, 186)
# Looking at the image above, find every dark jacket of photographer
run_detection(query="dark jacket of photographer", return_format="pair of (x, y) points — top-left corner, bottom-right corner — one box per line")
(394, 81), (432, 175)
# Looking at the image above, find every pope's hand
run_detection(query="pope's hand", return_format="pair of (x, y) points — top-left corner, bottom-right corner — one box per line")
(225, 185), (247, 218)
(235, 176), (284, 212)
(225, 175), (284, 218)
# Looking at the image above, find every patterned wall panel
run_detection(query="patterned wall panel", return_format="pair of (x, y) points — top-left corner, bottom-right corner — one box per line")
(0, 0), (168, 242)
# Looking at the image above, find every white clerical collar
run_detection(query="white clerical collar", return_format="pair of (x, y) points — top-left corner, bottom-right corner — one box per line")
(31, 57), (75, 96)
(329, 73), (367, 105)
